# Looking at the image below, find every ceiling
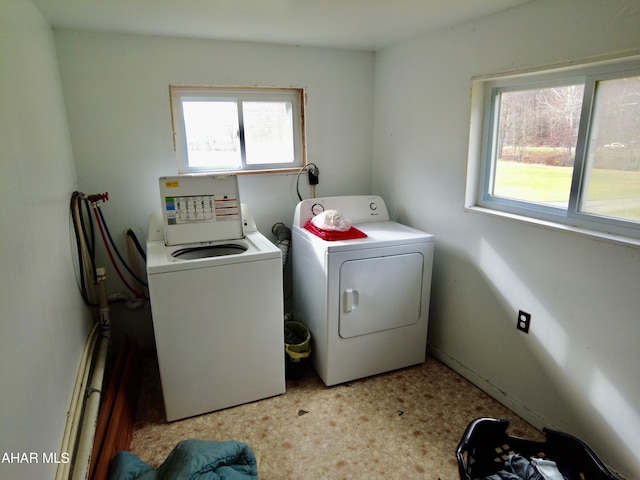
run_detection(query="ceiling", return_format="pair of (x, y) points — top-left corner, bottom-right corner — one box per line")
(32, 0), (533, 51)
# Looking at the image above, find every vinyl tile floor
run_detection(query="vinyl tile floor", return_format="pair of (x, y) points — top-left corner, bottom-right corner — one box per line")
(129, 353), (544, 479)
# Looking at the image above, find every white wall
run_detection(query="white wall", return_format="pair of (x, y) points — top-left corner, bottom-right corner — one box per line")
(0, 0), (92, 478)
(372, 0), (640, 477)
(53, 29), (374, 244)
(53, 30), (374, 345)
(15, 0), (637, 477)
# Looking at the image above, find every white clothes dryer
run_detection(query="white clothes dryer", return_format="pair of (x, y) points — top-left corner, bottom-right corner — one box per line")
(147, 175), (285, 421)
(292, 195), (434, 386)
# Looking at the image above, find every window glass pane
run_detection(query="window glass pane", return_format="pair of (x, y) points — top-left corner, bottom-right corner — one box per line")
(491, 85), (584, 208)
(242, 101), (295, 165)
(580, 76), (640, 222)
(171, 85), (304, 174)
(182, 101), (241, 169)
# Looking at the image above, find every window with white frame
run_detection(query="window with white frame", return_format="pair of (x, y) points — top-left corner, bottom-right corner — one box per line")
(468, 56), (640, 241)
(170, 85), (305, 174)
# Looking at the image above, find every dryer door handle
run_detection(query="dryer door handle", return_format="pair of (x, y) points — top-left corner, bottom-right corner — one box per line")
(344, 288), (359, 312)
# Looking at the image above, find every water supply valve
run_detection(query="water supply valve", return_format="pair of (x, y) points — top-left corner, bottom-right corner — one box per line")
(86, 192), (109, 204)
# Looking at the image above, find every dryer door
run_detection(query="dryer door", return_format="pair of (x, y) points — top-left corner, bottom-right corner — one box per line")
(339, 252), (423, 338)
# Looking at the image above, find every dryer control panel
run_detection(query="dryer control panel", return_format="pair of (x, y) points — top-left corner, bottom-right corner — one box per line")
(293, 195), (390, 227)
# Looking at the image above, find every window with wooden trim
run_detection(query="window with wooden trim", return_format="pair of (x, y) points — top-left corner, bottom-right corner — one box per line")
(170, 85), (305, 174)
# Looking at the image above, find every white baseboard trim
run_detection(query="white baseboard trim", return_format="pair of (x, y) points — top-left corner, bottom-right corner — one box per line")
(428, 345), (547, 431)
(429, 346), (629, 479)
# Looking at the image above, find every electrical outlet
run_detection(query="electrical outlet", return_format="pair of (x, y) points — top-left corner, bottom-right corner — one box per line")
(517, 310), (531, 333)
(308, 166), (319, 185)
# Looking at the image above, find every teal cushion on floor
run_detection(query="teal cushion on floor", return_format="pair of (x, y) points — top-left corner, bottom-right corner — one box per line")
(109, 439), (257, 480)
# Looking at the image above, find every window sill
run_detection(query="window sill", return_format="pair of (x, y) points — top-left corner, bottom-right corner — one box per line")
(465, 205), (640, 249)
(180, 166), (303, 176)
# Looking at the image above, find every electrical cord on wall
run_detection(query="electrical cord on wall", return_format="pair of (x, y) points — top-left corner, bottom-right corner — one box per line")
(296, 163), (320, 201)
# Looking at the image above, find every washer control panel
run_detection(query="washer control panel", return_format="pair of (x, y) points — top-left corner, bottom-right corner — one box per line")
(293, 195), (390, 227)
(159, 174), (244, 245)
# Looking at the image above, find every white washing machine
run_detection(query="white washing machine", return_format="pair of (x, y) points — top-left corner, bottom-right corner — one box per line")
(292, 195), (434, 386)
(146, 174), (285, 421)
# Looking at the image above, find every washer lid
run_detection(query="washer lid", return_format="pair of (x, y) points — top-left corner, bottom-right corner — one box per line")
(146, 231), (281, 274)
(159, 174), (244, 245)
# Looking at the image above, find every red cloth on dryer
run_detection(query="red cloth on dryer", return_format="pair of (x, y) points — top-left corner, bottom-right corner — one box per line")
(304, 220), (368, 241)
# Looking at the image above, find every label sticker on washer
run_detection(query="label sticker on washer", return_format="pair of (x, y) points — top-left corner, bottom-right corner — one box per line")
(165, 194), (239, 225)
